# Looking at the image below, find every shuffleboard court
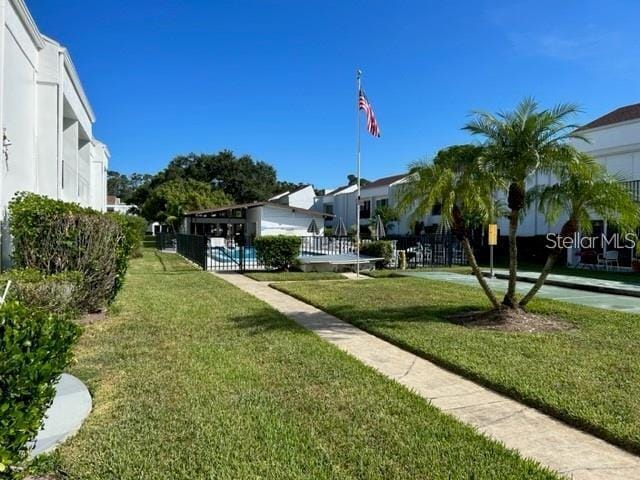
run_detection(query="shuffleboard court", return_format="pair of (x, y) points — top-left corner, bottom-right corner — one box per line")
(401, 271), (640, 314)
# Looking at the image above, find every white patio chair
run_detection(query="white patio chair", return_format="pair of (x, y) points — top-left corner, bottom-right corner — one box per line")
(597, 250), (619, 271)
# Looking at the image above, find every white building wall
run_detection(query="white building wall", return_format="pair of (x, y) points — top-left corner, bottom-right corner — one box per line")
(1, 0), (38, 209)
(286, 186), (315, 210)
(516, 120), (640, 238)
(332, 187), (358, 231)
(1, 0), (108, 218)
(260, 205), (324, 236)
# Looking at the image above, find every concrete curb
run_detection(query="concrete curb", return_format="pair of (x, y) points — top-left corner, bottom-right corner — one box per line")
(30, 374), (92, 457)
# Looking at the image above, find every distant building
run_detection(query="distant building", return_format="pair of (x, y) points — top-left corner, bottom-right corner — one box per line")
(106, 196), (136, 215)
(182, 202), (330, 240)
(268, 185), (316, 210)
(1, 0), (109, 265)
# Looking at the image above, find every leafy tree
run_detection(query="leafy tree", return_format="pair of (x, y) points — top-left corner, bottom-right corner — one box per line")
(141, 179), (231, 230)
(464, 98), (584, 308)
(152, 150), (280, 203)
(520, 155), (639, 306)
(370, 204), (399, 232)
(347, 174), (370, 186)
(397, 144), (504, 309)
(107, 171), (153, 204)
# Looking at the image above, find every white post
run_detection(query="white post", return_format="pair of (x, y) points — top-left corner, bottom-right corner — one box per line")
(356, 69), (362, 279)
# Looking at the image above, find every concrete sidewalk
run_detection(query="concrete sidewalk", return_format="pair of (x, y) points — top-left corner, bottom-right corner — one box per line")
(214, 272), (640, 480)
(402, 271), (640, 314)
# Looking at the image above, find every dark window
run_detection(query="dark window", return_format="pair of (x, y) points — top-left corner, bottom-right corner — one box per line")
(431, 203), (442, 215)
(324, 204), (334, 215)
(360, 200), (371, 219)
(375, 198), (388, 209)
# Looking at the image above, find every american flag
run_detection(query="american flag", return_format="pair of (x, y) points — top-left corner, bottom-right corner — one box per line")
(359, 89), (381, 138)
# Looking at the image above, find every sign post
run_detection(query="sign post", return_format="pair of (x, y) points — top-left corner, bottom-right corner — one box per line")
(488, 224), (498, 278)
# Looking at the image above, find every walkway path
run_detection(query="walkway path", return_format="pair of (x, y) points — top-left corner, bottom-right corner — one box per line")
(214, 272), (640, 480)
(402, 271), (640, 314)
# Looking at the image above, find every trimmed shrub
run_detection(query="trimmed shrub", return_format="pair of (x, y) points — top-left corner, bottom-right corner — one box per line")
(107, 214), (147, 259)
(0, 269), (84, 317)
(8, 193), (127, 312)
(254, 236), (302, 271)
(0, 301), (80, 477)
(360, 240), (393, 268)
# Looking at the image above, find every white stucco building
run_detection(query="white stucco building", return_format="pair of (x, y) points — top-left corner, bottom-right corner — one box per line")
(1, 0), (109, 264)
(511, 104), (640, 237)
(183, 202), (330, 240)
(269, 185), (316, 210)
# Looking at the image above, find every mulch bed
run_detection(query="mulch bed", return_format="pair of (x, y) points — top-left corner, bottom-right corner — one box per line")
(449, 308), (575, 333)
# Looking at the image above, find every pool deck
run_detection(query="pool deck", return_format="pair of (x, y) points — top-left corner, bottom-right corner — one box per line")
(401, 271), (640, 314)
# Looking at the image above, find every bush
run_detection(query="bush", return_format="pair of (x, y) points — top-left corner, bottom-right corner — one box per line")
(8, 193), (127, 312)
(0, 301), (80, 477)
(254, 236), (302, 271)
(107, 214), (147, 259)
(0, 269), (84, 317)
(360, 240), (393, 268)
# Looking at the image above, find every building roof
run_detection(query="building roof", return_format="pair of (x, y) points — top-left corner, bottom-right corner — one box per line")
(268, 184), (312, 201)
(185, 202), (331, 218)
(578, 103), (640, 131)
(361, 174), (407, 190)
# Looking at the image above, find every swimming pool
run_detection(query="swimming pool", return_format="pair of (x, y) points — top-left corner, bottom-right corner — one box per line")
(211, 246), (258, 262)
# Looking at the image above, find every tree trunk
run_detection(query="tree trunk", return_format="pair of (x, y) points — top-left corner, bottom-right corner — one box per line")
(503, 209), (520, 308)
(519, 219), (577, 308)
(519, 252), (557, 307)
(461, 237), (501, 309)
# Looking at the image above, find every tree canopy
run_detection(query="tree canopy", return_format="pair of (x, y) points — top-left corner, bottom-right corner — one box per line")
(141, 178), (231, 229)
(109, 150), (306, 222)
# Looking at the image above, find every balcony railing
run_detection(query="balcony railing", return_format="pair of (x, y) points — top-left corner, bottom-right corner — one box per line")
(622, 180), (640, 202)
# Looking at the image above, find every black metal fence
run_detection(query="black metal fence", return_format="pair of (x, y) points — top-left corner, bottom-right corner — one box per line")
(155, 233), (176, 251)
(176, 234), (207, 269)
(158, 233), (465, 272)
(386, 233), (465, 268)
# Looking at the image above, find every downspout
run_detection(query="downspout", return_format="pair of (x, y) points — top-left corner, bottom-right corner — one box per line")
(0, 0), (6, 270)
(56, 47), (63, 198)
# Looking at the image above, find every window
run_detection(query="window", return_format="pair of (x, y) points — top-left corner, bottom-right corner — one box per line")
(375, 198), (388, 209)
(360, 200), (371, 219)
(323, 204), (334, 215)
(431, 203), (442, 215)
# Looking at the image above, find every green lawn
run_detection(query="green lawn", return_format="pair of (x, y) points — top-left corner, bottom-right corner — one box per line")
(274, 277), (640, 454)
(245, 271), (347, 281)
(37, 250), (556, 479)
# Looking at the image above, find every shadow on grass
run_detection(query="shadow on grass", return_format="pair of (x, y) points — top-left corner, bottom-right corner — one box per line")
(229, 308), (310, 337)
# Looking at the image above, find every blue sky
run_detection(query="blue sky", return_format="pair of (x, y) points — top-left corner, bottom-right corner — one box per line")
(29, 0), (640, 188)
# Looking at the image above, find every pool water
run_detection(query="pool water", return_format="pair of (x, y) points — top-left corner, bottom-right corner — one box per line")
(211, 246), (257, 261)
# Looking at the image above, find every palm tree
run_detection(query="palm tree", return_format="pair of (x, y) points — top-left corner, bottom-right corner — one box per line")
(519, 154), (639, 307)
(464, 98), (586, 308)
(397, 145), (504, 309)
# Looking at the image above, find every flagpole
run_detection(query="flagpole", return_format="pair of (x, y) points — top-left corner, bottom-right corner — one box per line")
(356, 69), (362, 279)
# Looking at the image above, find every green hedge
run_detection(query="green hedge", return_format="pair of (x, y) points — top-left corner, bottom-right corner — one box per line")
(254, 236), (302, 271)
(0, 269), (84, 317)
(0, 301), (80, 478)
(8, 193), (135, 312)
(107, 214), (147, 259)
(360, 240), (393, 268)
